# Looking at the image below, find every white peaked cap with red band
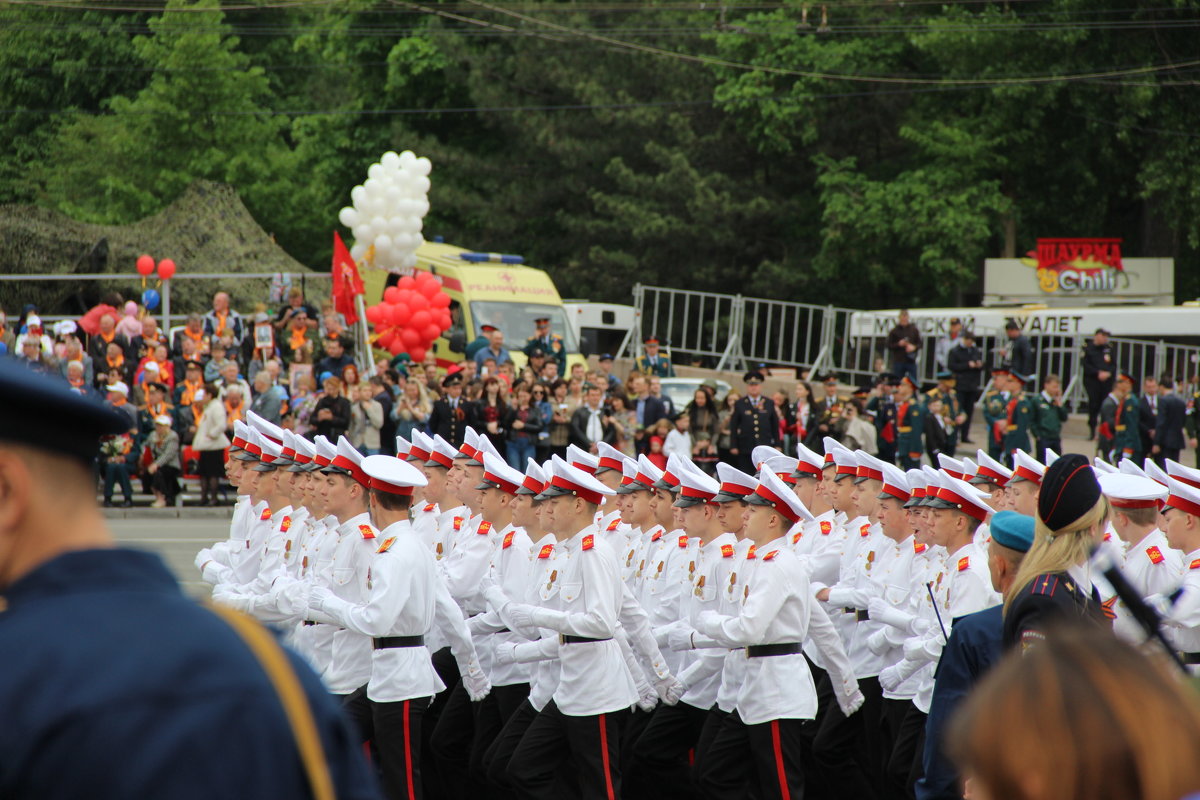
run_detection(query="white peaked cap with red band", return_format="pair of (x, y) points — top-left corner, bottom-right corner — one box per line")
(1164, 477), (1200, 518)
(928, 475), (994, 522)
(1044, 448), (1060, 466)
(937, 454), (965, 480)
(960, 457), (977, 482)
(406, 430), (431, 463)
(456, 427), (482, 462)
(567, 443), (600, 474)
(674, 460), (721, 506)
(855, 451), (888, 483)
(633, 453), (664, 489)
(426, 435), (459, 469)
(794, 442), (824, 478)
(538, 455), (615, 505)
(247, 410), (285, 445)
(822, 436), (845, 465)
(325, 436), (367, 485)
(763, 454), (800, 485)
(362, 454), (427, 496)
(747, 466), (814, 525)
(904, 469), (927, 507)
(1093, 456), (1118, 475)
(1166, 459), (1200, 490)
(1144, 458), (1170, 487)
(595, 441), (626, 475)
(312, 435), (336, 466)
(518, 458), (547, 496)
(292, 435), (316, 464)
(394, 435), (411, 459)
(231, 419), (252, 450)
(714, 462), (757, 502)
(258, 436), (283, 464)
(878, 462), (911, 502)
(479, 451), (524, 495)
(1010, 449), (1046, 485)
(1099, 472), (1167, 509)
(830, 446), (858, 479)
(476, 434), (501, 463)
(752, 445), (783, 471)
(972, 449), (1012, 487)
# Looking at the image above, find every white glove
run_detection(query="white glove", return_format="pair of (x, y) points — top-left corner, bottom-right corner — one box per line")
(194, 548), (214, 572)
(654, 674), (686, 706)
(478, 574), (499, 597)
(878, 665), (904, 693)
(463, 666), (491, 701)
(867, 597), (915, 632)
(200, 560), (232, 586)
(903, 635), (936, 662)
(273, 579), (308, 617)
(865, 629), (891, 655)
(494, 642), (518, 665)
(667, 627), (696, 652)
(482, 584), (510, 612)
(695, 609), (721, 635)
(636, 679), (659, 712)
(837, 688), (866, 717)
(308, 584), (334, 613)
(502, 602), (537, 632)
(1144, 593), (1172, 618)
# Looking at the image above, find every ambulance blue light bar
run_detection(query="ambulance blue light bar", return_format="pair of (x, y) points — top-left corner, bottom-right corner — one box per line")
(459, 252), (524, 265)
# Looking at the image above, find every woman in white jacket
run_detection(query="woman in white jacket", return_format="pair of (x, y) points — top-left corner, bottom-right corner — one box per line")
(192, 383), (230, 506)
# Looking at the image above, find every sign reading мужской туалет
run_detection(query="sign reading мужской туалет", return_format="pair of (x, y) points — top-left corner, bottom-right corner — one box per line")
(983, 238), (1174, 307)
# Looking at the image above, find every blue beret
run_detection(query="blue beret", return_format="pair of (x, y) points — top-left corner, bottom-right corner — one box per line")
(0, 355), (128, 462)
(990, 510), (1036, 553)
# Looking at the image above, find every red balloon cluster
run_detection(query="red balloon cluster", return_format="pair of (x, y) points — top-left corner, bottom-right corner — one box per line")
(135, 254), (177, 281)
(364, 271), (452, 363)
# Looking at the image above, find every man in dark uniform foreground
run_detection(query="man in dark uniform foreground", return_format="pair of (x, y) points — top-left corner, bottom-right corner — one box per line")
(0, 357), (380, 800)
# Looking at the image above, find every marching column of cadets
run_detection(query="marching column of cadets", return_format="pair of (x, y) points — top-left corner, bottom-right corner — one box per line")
(196, 407), (1200, 800)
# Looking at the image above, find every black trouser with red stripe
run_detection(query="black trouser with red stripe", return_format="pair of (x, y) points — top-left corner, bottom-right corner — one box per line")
(508, 700), (629, 800)
(470, 682), (530, 797)
(484, 699), (540, 791)
(375, 696), (431, 800)
(695, 710), (806, 800)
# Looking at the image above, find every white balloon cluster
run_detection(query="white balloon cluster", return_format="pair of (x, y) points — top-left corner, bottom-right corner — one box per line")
(338, 150), (432, 270)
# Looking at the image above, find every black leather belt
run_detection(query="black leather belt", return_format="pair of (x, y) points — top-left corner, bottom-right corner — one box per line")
(560, 634), (612, 645)
(302, 620), (317, 627)
(373, 635), (426, 650)
(747, 642), (803, 658)
(843, 607), (870, 622)
(1181, 652), (1200, 665)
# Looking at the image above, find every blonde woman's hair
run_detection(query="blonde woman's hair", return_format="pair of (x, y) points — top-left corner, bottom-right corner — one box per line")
(1004, 494), (1109, 614)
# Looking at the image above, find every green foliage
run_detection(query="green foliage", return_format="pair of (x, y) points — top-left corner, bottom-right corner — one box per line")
(2, 0), (1199, 308)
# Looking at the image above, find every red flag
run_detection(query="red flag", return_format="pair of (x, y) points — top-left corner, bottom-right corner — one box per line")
(331, 231), (364, 324)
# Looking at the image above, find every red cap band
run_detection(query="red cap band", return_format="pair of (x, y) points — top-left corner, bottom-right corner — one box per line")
(369, 477), (414, 496)
(550, 474), (604, 505)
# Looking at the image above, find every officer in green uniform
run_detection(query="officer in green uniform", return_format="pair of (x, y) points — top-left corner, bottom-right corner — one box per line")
(895, 375), (925, 469)
(1030, 374), (1068, 462)
(1112, 372), (1142, 462)
(523, 316), (566, 376)
(981, 368), (1010, 463)
(465, 324), (498, 360)
(924, 370), (965, 456)
(1001, 371), (1035, 465)
(634, 336), (675, 378)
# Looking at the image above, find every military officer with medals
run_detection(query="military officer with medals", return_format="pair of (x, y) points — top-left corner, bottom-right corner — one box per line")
(634, 336), (675, 378)
(730, 370), (781, 474)
(895, 376), (925, 470)
(999, 371), (1035, 467)
(924, 371), (965, 457)
(428, 372), (477, 448)
(523, 316), (566, 376)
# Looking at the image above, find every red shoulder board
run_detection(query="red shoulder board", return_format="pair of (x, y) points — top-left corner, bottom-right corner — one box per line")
(376, 536), (396, 554)
(1146, 546), (1164, 564)
(606, 518), (621, 532)
(280, 516), (292, 533)
(860, 524), (870, 537)
(820, 520), (832, 535)
(792, 531), (802, 544)
(359, 524), (376, 540)
(478, 521), (492, 535)
(1103, 532), (1111, 542)
(651, 531), (663, 542)
(423, 503), (436, 513)
(678, 534), (688, 549)
(1191, 558), (1200, 570)
(746, 545), (757, 560)
(537, 544), (554, 559)
(582, 534), (595, 551)
(502, 531), (515, 549)
(762, 550), (779, 561)
(914, 541), (927, 554)
(453, 516), (464, 531)
(720, 544), (734, 558)
(260, 507), (272, 521)
(957, 556), (969, 572)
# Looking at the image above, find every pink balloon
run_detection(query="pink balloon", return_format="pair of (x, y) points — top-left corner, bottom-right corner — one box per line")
(392, 303), (412, 327)
(156, 259), (176, 281)
(411, 310), (432, 330)
(401, 328), (422, 348)
(388, 339), (406, 356)
(383, 286), (401, 304)
(397, 275), (416, 292)
(408, 346), (426, 363)
(365, 305), (385, 325)
(423, 324), (441, 342)
(431, 292), (451, 309)
(136, 254), (155, 276)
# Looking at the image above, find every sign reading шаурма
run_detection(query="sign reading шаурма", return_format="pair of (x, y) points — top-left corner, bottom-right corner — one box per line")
(983, 238), (1173, 307)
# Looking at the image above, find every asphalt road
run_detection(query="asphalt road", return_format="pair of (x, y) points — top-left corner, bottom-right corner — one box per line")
(107, 514), (229, 600)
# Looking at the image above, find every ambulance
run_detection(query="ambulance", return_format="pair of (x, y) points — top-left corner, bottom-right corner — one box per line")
(361, 240), (585, 371)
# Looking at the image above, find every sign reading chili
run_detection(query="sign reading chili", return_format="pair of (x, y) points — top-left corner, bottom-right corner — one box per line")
(1022, 237), (1126, 294)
